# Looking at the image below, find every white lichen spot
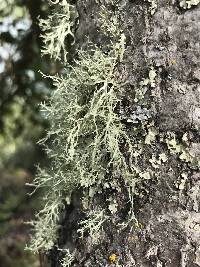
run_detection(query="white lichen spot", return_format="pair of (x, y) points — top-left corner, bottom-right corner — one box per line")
(140, 67), (157, 88)
(147, 0), (158, 15)
(108, 198), (118, 214)
(159, 153), (168, 163)
(149, 155), (160, 169)
(182, 133), (189, 143)
(179, 0), (200, 9)
(178, 173), (188, 190)
(139, 171), (151, 180)
(145, 127), (157, 144)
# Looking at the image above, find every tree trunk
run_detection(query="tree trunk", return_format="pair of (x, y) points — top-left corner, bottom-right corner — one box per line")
(45, 0), (200, 266)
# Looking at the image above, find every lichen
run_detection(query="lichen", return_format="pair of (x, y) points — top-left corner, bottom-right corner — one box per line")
(145, 127), (157, 144)
(29, 34), (135, 252)
(28, 0), (139, 254)
(109, 253), (118, 263)
(27, 194), (62, 252)
(98, 6), (120, 37)
(179, 0), (200, 9)
(176, 173), (188, 190)
(147, 0), (158, 15)
(28, 0), (200, 263)
(140, 67), (157, 88)
(60, 249), (75, 267)
(165, 132), (200, 167)
(19, 0), (200, 265)
(77, 209), (108, 244)
(39, 0), (77, 61)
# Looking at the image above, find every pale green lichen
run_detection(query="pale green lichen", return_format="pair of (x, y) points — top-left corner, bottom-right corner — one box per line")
(108, 197), (118, 214)
(139, 171), (151, 180)
(60, 249), (75, 267)
(145, 127), (157, 144)
(177, 173), (188, 190)
(29, 36), (134, 252)
(98, 6), (120, 37)
(165, 132), (200, 167)
(149, 155), (161, 169)
(29, 0), (196, 261)
(28, 0), (138, 252)
(39, 0), (77, 61)
(159, 153), (168, 163)
(28, 194), (63, 252)
(179, 0), (200, 9)
(134, 67), (157, 103)
(149, 153), (168, 169)
(77, 209), (108, 244)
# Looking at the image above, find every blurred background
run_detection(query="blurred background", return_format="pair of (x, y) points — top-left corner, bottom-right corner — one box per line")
(0, 1), (56, 266)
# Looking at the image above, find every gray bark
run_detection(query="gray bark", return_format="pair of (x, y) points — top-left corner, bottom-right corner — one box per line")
(50, 1), (200, 266)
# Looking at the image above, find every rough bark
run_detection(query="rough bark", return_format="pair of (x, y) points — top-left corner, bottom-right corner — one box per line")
(50, 1), (200, 266)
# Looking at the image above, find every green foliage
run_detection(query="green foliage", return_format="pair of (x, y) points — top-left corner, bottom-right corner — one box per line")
(0, 0), (27, 17)
(0, 96), (45, 171)
(0, 167), (41, 267)
(0, 1), (52, 266)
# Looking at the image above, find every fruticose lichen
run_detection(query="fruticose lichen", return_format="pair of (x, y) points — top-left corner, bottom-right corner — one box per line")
(28, 0), (137, 255)
(39, 0), (77, 61)
(28, 0), (200, 265)
(60, 249), (75, 267)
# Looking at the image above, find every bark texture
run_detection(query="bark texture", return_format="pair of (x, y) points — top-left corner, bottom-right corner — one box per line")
(50, 1), (200, 266)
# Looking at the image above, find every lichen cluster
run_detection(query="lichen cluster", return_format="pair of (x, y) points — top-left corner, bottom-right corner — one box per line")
(60, 249), (75, 267)
(179, 0), (200, 9)
(28, 0), (136, 256)
(147, 0), (158, 15)
(39, 0), (77, 61)
(28, 0), (200, 265)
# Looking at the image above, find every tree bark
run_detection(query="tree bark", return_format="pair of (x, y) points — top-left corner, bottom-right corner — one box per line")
(50, 1), (200, 266)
